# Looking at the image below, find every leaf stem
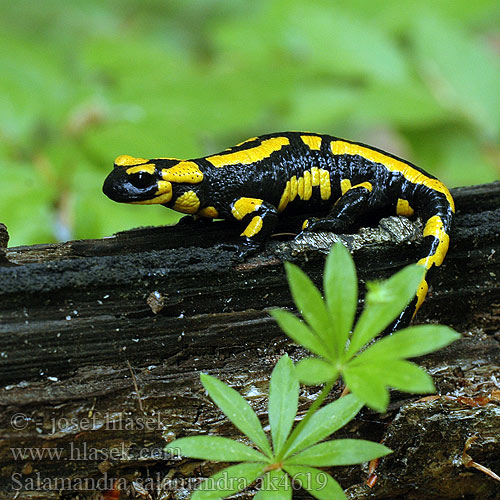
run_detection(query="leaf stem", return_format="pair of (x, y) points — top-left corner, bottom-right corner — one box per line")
(276, 379), (335, 461)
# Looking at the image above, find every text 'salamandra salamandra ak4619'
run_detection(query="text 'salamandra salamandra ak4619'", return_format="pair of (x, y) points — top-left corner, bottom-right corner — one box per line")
(103, 132), (454, 328)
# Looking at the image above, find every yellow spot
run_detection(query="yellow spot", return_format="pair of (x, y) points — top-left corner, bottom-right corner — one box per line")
(115, 155), (149, 167)
(300, 135), (322, 150)
(241, 216), (264, 238)
(396, 198), (415, 217)
(277, 182), (290, 213)
(297, 176), (304, 199)
(207, 137), (290, 167)
(131, 181), (172, 205)
(352, 181), (373, 192)
(162, 161), (204, 184)
(311, 167), (320, 186)
(330, 140), (455, 212)
(231, 197), (263, 220)
(302, 219), (309, 230)
(417, 215), (450, 269)
(126, 164), (156, 175)
(320, 169), (331, 200)
(340, 179), (352, 195)
(303, 170), (312, 200)
(198, 206), (219, 218)
(236, 136), (258, 146)
(289, 176), (298, 201)
(414, 278), (429, 317)
(173, 191), (200, 214)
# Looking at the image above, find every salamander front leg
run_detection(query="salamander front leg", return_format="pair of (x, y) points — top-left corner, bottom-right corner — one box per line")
(230, 197), (278, 258)
(302, 181), (375, 233)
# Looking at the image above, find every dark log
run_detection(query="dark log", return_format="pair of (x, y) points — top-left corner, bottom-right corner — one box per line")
(0, 182), (499, 500)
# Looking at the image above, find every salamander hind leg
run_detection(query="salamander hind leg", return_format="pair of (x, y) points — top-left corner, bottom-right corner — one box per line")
(302, 181), (376, 233)
(230, 197), (278, 258)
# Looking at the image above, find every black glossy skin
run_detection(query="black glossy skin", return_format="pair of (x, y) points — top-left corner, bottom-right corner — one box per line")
(103, 131), (455, 329)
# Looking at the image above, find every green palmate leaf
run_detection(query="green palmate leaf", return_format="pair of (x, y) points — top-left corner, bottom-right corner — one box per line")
(283, 394), (363, 458)
(342, 365), (389, 413)
(283, 465), (345, 500)
(191, 462), (265, 500)
(270, 310), (331, 359)
(354, 324), (460, 363)
(269, 355), (299, 455)
(200, 373), (272, 458)
(324, 242), (358, 357)
(255, 469), (291, 500)
(295, 358), (338, 386)
(285, 439), (391, 466)
(347, 265), (425, 358)
(284, 262), (333, 353)
(365, 360), (435, 394)
(165, 436), (267, 463)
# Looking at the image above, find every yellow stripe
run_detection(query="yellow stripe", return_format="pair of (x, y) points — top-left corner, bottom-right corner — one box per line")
(115, 155), (149, 167)
(340, 179), (351, 195)
(198, 206), (219, 218)
(414, 278), (429, 317)
(311, 167), (320, 186)
(417, 215), (450, 269)
(303, 170), (312, 200)
(172, 191), (200, 214)
(330, 140), (455, 212)
(126, 164), (156, 175)
(162, 161), (204, 184)
(207, 137), (290, 167)
(241, 216), (264, 238)
(396, 198), (415, 217)
(352, 181), (373, 192)
(236, 136), (258, 146)
(289, 176), (298, 201)
(319, 169), (331, 200)
(300, 135), (322, 150)
(297, 176), (304, 199)
(277, 182), (290, 212)
(231, 197), (263, 220)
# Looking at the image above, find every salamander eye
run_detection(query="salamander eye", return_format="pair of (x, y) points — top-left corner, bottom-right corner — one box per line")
(129, 172), (154, 189)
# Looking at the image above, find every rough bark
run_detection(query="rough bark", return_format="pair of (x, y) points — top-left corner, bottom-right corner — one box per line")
(0, 182), (499, 500)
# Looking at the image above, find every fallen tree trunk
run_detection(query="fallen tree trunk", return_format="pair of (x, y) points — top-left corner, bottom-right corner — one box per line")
(0, 182), (499, 500)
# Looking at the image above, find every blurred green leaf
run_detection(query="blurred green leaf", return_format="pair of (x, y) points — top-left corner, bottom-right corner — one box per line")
(295, 358), (338, 386)
(411, 13), (500, 139)
(342, 365), (389, 413)
(1, 0), (497, 246)
(353, 324), (460, 363)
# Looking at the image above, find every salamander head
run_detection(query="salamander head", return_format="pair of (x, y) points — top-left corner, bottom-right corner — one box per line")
(103, 155), (177, 205)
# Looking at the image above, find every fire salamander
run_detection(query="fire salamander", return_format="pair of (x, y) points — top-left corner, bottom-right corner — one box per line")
(103, 132), (454, 328)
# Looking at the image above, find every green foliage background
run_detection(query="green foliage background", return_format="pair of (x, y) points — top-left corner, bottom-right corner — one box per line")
(1, 0), (499, 246)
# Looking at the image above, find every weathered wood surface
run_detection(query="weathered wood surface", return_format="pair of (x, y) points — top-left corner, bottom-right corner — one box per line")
(0, 182), (499, 499)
